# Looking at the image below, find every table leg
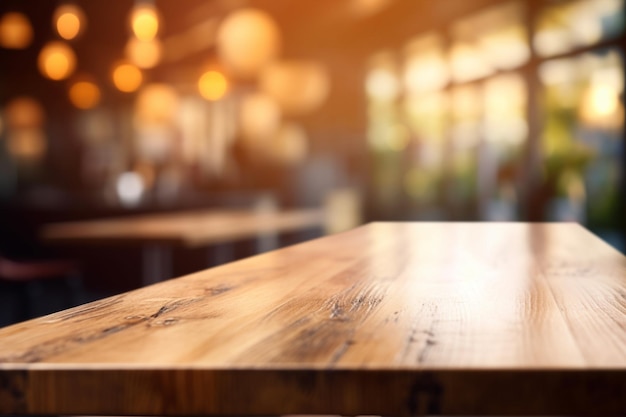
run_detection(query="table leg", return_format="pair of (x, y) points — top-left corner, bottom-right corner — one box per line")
(142, 244), (172, 286)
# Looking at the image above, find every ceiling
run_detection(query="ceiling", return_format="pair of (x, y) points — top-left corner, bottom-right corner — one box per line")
(0, 0), (503, 128)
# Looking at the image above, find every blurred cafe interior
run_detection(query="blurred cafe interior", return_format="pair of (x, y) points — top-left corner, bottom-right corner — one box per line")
(0, 0), (624, 324)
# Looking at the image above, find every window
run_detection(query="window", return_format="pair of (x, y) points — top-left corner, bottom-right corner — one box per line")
(365, 0), (625, 245)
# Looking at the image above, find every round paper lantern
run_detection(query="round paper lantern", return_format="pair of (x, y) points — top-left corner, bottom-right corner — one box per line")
(239, 92), (281, 145)
(5, 96), (45, 129)
(38, 41), (77, 80)
(260, 60), (330, 115)
(0, 12), (33, 49)
(216, 8), (280, 78)
(53, 4), (86, 40)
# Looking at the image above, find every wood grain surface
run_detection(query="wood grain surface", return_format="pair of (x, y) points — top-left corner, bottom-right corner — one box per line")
(1, 222), (625, 416)
(41, 208), (324, 247)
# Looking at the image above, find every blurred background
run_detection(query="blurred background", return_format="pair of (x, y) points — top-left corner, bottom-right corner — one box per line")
(0, 0), (624, 321)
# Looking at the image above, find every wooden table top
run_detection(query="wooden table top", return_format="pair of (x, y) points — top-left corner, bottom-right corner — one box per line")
(41, 208), (324, 247)
(1, 222), (625, 416)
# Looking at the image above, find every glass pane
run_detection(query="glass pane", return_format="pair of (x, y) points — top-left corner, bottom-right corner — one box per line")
(366, 51), (402, 152)
(534, 0), (625, 57)
(450, 1), (529, 83)
(448, 84), (482, 204)
(539, 48), (624, 230)
(403, 33), (449, 94)
(483, 73), (527, 147)
(480, 73), (527, 220)
(366, 51), (406, 212)
(403, 92), (448, 165)
(402, 92), (448, 205)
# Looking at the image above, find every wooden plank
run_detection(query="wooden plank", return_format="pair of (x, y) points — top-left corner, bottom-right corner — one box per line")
(0, 222), (625, 415)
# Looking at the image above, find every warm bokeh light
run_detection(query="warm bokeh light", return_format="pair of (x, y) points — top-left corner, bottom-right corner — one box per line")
(53, 4), (86, 40)
(260, 61), (330, 115)
(481, 25), (529, 70)
(240, 92), (281, 144)
(130, 4), (159, 41)
(484, 73), (528, 145)
(7, 128), (47, 161)
(533, 28), (571, 58)
(588, 84), (619, 116)
(538, 57), (578, 86)
(403, 34), (449, 94)
(126, 37), (162, 69)
(540, 51), (624, 131)
(449, 43), (493, 83)
(5, 96), (45, 129)
(134, 83), (180, 126)
(198, 70), (228, 101)
(0, 12), (33, 49)
(366, 68), (399, 101)
(69, 80), (101, 110)
(38, 41), (77, 81)
(271, 122), (308, 164)
(216, 8), (281, 78)
(116, 171), (144, 207)
(112, 62), (143, 92)
(579, 71), (624, 128)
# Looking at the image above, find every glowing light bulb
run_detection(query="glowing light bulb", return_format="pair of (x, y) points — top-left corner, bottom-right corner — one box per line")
(125, 37), (162, 69)
(53, 4), (85, 40)
(0, 12), (33, 49)
(130, 4), (159, 41)
(134, 83), (180, 126)
(38, 41), (76, 80)
(198, 70), (228, 101)
(69, 80), (101, 109)
(112, 62), (143, 92)
(366, 68), (399, 101)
